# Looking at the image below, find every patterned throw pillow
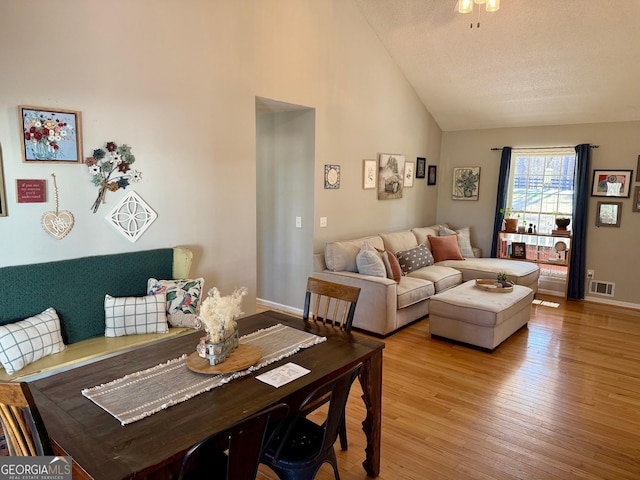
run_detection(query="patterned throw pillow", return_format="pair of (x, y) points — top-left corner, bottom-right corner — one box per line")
(147, 278), (204, 328)
(395, 244), (434, 275)
(104, 294), (169, 337)
(0, 307), (66, 374)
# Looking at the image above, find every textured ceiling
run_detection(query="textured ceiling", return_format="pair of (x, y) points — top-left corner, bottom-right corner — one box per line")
(354, 0), (640, 131)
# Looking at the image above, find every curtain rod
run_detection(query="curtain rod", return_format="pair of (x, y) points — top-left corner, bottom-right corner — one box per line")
(491, 145), (599, 151)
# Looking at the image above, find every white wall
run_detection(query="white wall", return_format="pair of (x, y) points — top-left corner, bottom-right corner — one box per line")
(0, 0), (439, 312)
(439, 122), (640, 308)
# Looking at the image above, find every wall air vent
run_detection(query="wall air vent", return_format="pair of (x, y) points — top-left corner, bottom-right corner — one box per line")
(589, 280), (615, 297)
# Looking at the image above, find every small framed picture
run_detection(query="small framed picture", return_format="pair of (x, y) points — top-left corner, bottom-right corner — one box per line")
(404, 162), (415, 187)
(363, 159), (377, 189)
(427, 165), (437, 185)
(511, 242), (526, 259)
(596, 201), (622, 227)
(590, 169), (633, 197)
(16, 179), (47, 203)
(324, 164), (340, 189)
(416, 157), (426, 179)
(633, 186), (640, 212)
(19, 106), (83, 164)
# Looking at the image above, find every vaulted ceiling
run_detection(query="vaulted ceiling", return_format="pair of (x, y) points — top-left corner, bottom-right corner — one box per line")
(354, 0), (640, 132)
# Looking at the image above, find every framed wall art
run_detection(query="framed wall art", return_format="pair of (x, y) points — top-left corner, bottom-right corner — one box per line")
(590, 169), (633, 198)
(637, 155), (640, 182)
(0, 145), (7, 217)
(324, 164), (340, 189)
(416, 157), (426, 179)
(452, 166), (480, 200)
(595, 201), (622, 227)
(19, 106), (83, 164)
(363, 159), (377, 189)
(632, 186), (640, 212)
(427, 165), (437, 186)
(378, 154), (404, 200)
(404, 162), (415, 187)
(16, 179), (46, 203)
(511, 242), (526, 259)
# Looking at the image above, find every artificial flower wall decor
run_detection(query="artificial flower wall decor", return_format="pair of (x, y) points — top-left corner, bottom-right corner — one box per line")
(85, 141), (142, 213)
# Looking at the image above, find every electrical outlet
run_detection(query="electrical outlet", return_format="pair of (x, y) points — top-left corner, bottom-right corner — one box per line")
(320, 217), (327, 228)
(587, 269), (594, 278)
(295, 216), (302, 228)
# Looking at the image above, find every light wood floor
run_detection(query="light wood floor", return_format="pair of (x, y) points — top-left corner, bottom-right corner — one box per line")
(257, 296), (640, 479)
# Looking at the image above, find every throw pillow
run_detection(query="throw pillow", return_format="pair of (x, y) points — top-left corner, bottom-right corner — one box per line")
(438, 225), (475, 258)
(428, 235), (465, 262)
(395, 244), (434, 275)
(104, 294), (169, 337)
(0, 307), (66, 374)
(356, 242), (387, 278)
(382, 250), (403, 282)
(147, 278), (204, 328)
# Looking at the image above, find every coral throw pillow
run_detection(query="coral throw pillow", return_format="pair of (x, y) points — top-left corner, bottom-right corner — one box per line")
(428, 235), (465, 262)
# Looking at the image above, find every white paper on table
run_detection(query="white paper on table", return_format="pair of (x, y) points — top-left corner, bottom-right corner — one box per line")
(255, 362), (310, 388)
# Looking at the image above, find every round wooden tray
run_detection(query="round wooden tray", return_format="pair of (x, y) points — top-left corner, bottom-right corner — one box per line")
(186, 344), (261, 374)
(475, 279), (514, 293)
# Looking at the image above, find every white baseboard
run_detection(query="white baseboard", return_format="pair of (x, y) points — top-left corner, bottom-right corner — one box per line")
(256, 298), (303, 317)
(584, 295), (640, 311)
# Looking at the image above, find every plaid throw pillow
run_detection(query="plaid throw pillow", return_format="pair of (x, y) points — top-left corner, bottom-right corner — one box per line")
(0, 307), (66, 374)
(104, 294), (168, 337)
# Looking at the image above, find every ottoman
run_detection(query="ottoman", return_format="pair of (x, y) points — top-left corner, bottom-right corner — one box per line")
(428, 280), (534, 351)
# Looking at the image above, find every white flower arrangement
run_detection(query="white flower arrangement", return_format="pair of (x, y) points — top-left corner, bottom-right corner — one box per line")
(198, 287), (247, 343)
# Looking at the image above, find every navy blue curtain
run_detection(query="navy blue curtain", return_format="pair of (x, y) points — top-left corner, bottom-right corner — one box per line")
(567, 144), (591, 300)
(490, 147), (512, 257)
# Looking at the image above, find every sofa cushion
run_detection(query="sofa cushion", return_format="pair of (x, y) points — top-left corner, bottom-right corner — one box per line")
(439, 225), (475, 258)
(407, 265), (462, 293)
(395, 244), (434, 274)
(104, 294), (169, 337)
(0, 307), (66, 374)
(428, 235), (465, 262)
(380, 230), (418, 255)
(411, 225), (440, 251)
(437, 258), (540, 290)
(325, 235), (384, 272)
(397, 276), (435, 309)
(356, 243), (386, 278)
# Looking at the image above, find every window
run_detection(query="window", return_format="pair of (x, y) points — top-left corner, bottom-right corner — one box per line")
(507, 148), (576, 233)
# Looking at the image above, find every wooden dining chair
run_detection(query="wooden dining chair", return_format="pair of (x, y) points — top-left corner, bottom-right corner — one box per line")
(261, 363), (363, 480)
(302, 277), (361, 451)
(178, 403), (289, 480)
(0, 382), (53, 456)
(303, 277), (361, 332)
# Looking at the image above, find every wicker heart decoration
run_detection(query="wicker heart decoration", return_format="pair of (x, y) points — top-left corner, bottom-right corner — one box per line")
(41, 173), (74, 240)
(41, 210), (74, 239)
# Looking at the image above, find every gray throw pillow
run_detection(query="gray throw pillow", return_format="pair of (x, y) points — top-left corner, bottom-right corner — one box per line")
(395, 244), (434, 275)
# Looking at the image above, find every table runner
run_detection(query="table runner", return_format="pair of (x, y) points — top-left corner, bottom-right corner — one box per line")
(82, 324), (326, 425)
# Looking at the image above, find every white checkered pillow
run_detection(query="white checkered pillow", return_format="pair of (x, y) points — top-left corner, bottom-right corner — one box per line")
(0, 307), (66, 374)
(104, 294), (169, 337)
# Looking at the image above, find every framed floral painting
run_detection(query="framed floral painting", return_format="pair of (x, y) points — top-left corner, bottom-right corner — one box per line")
(452, 167), (480, 200)
(19, 106), (83, 164)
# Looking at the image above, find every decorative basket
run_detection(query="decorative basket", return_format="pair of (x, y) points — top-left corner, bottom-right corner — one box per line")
(196, 327), (239, 365)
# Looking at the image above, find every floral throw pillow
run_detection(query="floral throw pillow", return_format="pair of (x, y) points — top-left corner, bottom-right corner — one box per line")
(147, 278), (204, 329)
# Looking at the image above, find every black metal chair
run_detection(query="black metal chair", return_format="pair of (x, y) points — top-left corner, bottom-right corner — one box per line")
(261, 363), (363, 480)
(178, 403), (289, 480)
(0, 382), (53, 456)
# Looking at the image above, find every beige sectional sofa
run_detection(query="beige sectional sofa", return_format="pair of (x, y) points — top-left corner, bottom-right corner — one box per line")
(312, 224), (540, 336)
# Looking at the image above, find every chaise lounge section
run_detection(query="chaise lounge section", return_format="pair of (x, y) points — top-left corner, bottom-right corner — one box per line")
(312, 224), (539, 336)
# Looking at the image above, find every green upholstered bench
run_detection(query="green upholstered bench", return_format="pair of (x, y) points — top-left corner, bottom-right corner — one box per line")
(0, 247), (195, 381)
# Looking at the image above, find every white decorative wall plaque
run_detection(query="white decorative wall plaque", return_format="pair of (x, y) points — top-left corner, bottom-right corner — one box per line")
(105, 191), (157, 242)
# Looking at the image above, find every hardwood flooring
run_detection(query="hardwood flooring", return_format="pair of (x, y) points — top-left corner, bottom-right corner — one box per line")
(257, 296), (640, 479)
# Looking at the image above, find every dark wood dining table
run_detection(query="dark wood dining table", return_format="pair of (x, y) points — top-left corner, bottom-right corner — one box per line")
(29, 310), (384, 479)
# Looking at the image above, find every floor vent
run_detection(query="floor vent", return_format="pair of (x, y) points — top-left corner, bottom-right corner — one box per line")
(589, 280), (615, 296)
